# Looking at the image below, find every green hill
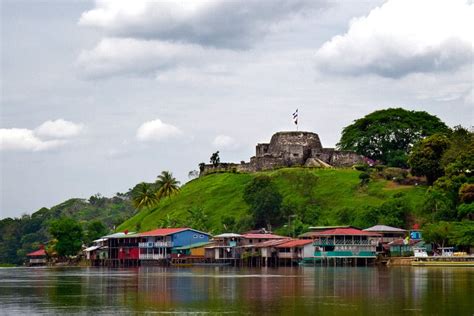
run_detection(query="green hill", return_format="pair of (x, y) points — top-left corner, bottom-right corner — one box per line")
(0, 195), (135, 265)
(118, 168), (427, 233)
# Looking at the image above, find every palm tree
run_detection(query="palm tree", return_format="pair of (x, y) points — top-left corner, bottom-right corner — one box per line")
(131, 182), (159, 210)
(155, 171), (180, 199)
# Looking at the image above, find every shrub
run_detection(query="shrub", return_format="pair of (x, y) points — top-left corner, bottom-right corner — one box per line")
(382, 167), (408, 181)
(354, 164), (369, 172)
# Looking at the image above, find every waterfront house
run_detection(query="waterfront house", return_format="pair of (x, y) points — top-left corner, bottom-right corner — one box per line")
(241, 238), (290, 266)
(172, 241), (213, 264)
(139, 228), (211, 264)
(83, 237), (109, 265)
(105, 231), (140, 267)
(363, 225), (406, 243)
(240, 233), (287, 245)
(275, 239), (313, 265)
(299, 226), (356, 239)
(389, 238), (428, 257)
(205, 233), (243, 262)
(309, 227), (381, 265)
(26, 247), (47, 266)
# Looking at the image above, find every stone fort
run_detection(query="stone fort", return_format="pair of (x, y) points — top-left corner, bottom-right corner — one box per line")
(202, 131), (365, 174)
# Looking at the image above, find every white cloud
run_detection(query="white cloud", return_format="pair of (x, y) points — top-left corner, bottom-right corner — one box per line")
(212, 135), (240, 150)
(136, 119), (182, 142)
(0, 128), (66, 152)
(35, 119), (84, 138)
(79, 0), (327, 49)
(0, 119), (84, 152)
(315, 0), (473, 78)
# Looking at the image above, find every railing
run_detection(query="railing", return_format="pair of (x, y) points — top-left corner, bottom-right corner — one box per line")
(29, 258), (46, 264)
(314, 239), (374, 246)
(139, 253), (167, 260)
(139, 241), (173, 248)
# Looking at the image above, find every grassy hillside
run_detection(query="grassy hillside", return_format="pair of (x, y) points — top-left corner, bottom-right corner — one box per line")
(118, 168), (427, 233)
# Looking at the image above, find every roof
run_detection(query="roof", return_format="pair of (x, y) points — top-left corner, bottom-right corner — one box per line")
(27, 249), (46, 257)
(242, 239), (291, 248)
(275, 239), (313, 248)
(308, 225), (352, 231)
(242, 233), (288, 239)
(139, 227), (211, 237)
(103, 232), (138, 239)
(84, 245), (100, 252)
(139, 228), (188, 237)
(174, 242), (213, 250)
(364, 225), (406, 233)
(307, 228), (381, 237)
(214, 233), (242, 238)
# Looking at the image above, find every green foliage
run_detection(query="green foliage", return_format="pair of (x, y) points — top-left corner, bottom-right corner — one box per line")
(423, 221), (474, 248)
(118, 168), (427, 233)
(155, 171), (181, 199)
(131, 182), (159, 210)
(49, 218), (83, 257)
(457, 203), (474, 220)
(459, 183), (474, 204)
(210, 151), (220, 167)
(0, 195), (134, 264)
(359, 172), (370, 186)
(382, 167), (408, 181)
(185, 206), (212, 233)
(243, 175), (283, 228)
(420, 189), (456, 222)
(408, 134), (450, 184)
(337, 108), (449, 167)
(85, 221), (109, 245)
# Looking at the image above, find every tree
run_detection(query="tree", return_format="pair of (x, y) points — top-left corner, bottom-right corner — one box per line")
(131, 182), (159, 210)
(337, 108), (449, 167)
(423, 221), (453, 249)
(243, 176), (283, 228)
(188, 170), (199, 179)
(408, 134), (450, 185)
(85, 221), (109, 245)
(210, 151), (220, 167)
(155, 171), (180, 199)
(49, 218), (83, 257)
(459, 183), (474, 204)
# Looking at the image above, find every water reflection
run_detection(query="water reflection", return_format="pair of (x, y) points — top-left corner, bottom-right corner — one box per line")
(0, 266), (472, 315)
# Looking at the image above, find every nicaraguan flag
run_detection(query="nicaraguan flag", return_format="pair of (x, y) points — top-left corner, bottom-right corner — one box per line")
(293, 109), (298, 125)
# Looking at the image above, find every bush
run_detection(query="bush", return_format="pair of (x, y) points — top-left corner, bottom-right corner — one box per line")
(359, 172), (370, 186)
(382, 167), (408, 181)
(354, 164), (369, 172)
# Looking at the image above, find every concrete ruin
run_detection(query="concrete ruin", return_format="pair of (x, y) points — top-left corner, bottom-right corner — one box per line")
(202, 131), (365, 174)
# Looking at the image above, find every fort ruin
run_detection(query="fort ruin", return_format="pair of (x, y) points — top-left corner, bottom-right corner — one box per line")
(201, 131), (365, 174)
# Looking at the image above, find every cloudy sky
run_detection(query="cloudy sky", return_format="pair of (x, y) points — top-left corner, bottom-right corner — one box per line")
(1, 0), (472, 218)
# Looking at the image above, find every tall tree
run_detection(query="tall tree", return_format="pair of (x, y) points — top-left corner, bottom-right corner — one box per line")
(337, 108), (449, 167)
(85, 221), (109, 244)
(210, 151), (220, 167)
(49, 218), (83, 257)
(243, 175), (283, 228)
(131, 182), (159, 210)
(155, 171), (181, 199)
(408, 134), (451, 184)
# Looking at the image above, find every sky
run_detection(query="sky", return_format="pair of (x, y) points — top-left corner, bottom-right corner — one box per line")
(1, 0), (472, 219)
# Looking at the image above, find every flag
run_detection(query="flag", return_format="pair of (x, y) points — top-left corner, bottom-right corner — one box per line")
(293, 109), (298, 125)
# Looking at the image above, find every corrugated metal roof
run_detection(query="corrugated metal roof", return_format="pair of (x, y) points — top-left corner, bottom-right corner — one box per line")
(251, 239), (292, 248)
(242, 233), (288, 239)
(174, 242), (213, 250)
(275, 239), (313, 248)
(364, 225), (406, 232)
(27, 249), (46, 256)
(214, 233), (242, 238)
(306, 228), (381, 237)
(139, 228), (188, 237)
(103, 232), (138, 239)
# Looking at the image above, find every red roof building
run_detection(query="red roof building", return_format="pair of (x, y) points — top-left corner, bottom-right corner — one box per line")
(27, 249), (46, 257)
(139, 228), (189, 237)
(26, 248), (47, 266)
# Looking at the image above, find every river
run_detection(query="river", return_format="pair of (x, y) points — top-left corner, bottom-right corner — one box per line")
(0, 266), (473, 315)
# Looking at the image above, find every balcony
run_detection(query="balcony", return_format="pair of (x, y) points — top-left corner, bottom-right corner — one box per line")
(139, 241), (173, 248)
(313, 239), (374, 246)
(139, 253), (167, 260)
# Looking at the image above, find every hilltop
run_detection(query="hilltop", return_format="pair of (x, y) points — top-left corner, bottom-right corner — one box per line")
(118, 168), (427, 233)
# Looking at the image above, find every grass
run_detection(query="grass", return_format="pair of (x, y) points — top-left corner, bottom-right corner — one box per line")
(118, 168), (427, 233)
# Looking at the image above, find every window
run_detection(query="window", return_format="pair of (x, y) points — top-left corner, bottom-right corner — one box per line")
(193, 234), (198, 238)
(199, 235), (204, 239)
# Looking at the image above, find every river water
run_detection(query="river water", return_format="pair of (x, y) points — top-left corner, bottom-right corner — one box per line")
(0, 266), (472, 315)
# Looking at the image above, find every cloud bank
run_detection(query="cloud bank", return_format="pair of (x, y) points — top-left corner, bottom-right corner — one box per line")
(212, 135), (240, 150)
(78, 0), (328, 78)
(0, 119), (84, 152)
(314, 0), (473, 78)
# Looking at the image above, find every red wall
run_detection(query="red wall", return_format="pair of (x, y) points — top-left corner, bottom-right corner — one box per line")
(118, 247), (139, 260)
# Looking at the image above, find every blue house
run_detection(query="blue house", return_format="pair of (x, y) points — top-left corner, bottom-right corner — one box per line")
(138, 228), (211, 261)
